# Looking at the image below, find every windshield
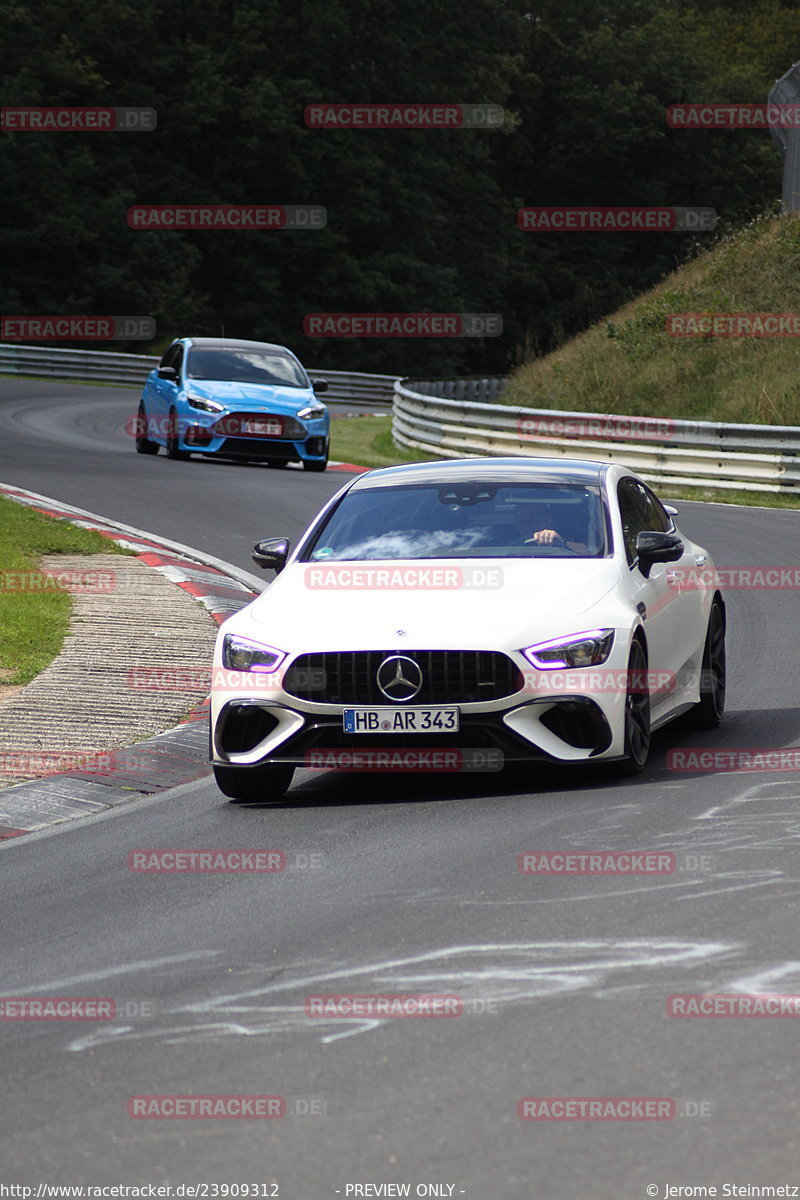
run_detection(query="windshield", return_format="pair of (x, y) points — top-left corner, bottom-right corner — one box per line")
(186, 347), (308, 387)
(304, 482), (609, 560)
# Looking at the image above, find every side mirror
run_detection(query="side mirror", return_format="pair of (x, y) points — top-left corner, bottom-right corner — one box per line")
(636, 530), (684, 577)
(157, 366), (178, 382)
(311, 379), (328, 393)
(252, 537), (290, 573)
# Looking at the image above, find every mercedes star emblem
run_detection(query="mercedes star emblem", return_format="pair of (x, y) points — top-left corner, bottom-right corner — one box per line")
(376, 655), (423, 702)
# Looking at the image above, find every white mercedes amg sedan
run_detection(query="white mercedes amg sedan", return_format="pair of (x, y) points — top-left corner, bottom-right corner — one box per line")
(210, 458), (726, 800)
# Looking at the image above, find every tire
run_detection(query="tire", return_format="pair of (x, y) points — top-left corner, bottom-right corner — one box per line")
(134, 403), (159, 455)
(166, 407), (190, 460)
(213, 762), (295, 802)
(684, 601), (726, 730)
(614, 638), (651, 775)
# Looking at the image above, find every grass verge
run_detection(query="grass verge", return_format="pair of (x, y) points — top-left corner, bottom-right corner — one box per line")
(331, 414), (439, 469)
(0, 497), (131, 685)
(503, 212), (800, 427)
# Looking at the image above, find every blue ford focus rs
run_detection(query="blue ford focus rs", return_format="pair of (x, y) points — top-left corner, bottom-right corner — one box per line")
(135, 336), (330, 471)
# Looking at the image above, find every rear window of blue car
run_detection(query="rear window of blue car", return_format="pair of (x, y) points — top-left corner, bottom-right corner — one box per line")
(186, 348), (307, 387)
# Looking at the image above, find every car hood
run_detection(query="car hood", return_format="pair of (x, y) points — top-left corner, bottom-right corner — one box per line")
(243, 558), (623, 652)
(187, 379), (315, 414)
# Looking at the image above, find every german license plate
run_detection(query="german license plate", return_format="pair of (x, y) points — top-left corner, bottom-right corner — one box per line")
(343, 707), (460, 734)
(241, 417), (282, 437)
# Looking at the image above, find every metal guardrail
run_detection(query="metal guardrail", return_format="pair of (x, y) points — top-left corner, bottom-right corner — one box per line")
(393, 379), (800, 493)
(0, 344), (399, 407)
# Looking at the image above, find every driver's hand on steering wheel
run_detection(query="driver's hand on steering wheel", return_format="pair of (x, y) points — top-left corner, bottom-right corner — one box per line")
(525, 528), (563, 545)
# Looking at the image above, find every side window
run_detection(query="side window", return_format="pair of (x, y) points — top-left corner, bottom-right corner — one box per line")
(617, 478), (648, 565)
(639, 483), (671, 533)
(159, 343), (183, 375)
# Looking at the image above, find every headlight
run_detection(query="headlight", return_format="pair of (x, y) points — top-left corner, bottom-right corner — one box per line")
(187, 394), (225, 413)
(222, 635), (286, 673)
(297, 404), (326, 420)
(522, 629), (615, 670)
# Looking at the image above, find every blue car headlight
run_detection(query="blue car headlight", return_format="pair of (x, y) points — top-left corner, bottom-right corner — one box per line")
(222, 635), (286, 673)
(522, 629), (615, 670)
(188, 394), (225, 414)
(297, 404), (327, 421)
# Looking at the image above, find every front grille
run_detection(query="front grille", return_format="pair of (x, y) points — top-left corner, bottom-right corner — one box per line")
(217, 438), (297, 460)
(283, 650), (523, 705)
(215, 412), (306, 440)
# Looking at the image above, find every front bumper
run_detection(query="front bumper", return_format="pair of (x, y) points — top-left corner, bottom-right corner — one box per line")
(210, 653), (632, 772)
(177, 411), (329, 462)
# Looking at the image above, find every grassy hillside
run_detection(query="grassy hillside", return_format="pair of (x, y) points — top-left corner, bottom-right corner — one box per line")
(504, 213), (800, 427)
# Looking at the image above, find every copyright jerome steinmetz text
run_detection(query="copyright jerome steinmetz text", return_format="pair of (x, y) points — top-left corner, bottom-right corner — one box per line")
(647, 1186), (800, 1197)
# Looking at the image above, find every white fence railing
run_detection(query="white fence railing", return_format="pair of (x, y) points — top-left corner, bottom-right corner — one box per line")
(393, 379), (800, 493)
(0, 343), (399, 407)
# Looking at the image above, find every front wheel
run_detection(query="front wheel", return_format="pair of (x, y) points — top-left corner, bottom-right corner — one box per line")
(615, 639), (651, 775)
(213, 762), (295, 802)
(685, 601), (726, 730)
(135, 403), (159, 454)
(166, 408), (190, 460)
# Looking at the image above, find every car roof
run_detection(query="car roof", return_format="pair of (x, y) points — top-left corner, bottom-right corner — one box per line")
(348, 457), (611, 491)
(176, 337), (294, 353)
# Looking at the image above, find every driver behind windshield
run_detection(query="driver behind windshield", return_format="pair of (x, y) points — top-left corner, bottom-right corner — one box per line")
(513, 500), (589, 553)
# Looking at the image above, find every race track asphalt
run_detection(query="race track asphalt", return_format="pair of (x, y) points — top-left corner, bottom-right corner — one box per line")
(2, 377), (800, 1199)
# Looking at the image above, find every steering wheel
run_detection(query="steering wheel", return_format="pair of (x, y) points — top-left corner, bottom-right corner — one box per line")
(523, 539), (579, 556)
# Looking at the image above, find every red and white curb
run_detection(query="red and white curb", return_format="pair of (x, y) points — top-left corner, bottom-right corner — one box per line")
(0, 483), (263, 625)
(0, 483), (264, 839)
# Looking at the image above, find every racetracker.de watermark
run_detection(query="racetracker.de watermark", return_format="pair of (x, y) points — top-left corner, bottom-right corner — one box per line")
(1, 316), (154, 341)
(667, 994), (800, 1016)
(667, 748), (800, 773)
(518, 851), (675, 875)
(125, 413), (294, 440)
(666, 313), (800, 337)
(128, 1095), (286, 1118)
(517, 207), (717, 232)
(304, 749), (504, 772)
(303, 565), (503, 590)
(667, 103), (800, 128)
(305, 994), (468, 1016)
(0, 751), (149, 778)
(517, 1097), (712, 1120)
(128, 666), (327, 694)
(128, 850), (286, 872)
(520, 668), (679, 695)
(518, 851), (715, 874)
(2, 106), (156, 131)
(0, 569), (116, 593)
(303, 313), (502, 337)
(517, 414), (674, 441)
(0, 997), (115, 1019)
(668, 566), (800, 590)
(304, 103), (504, 128)
(127, 205), (326, 230)
(0, 997), (156, 1020)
